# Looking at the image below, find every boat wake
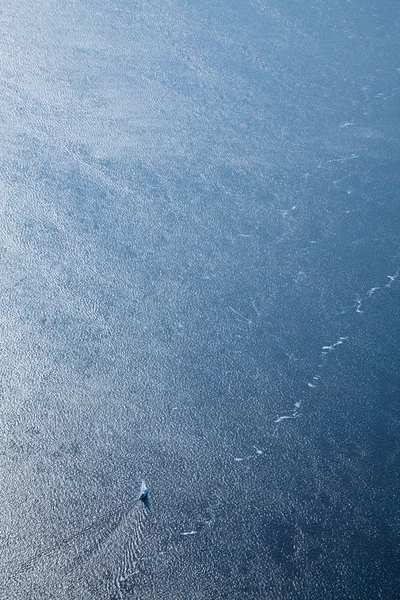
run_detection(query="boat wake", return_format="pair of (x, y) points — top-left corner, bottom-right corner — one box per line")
(3, 485), (150, 600)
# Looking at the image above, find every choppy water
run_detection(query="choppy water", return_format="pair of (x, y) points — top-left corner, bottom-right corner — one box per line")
(0, 1), (399, 598)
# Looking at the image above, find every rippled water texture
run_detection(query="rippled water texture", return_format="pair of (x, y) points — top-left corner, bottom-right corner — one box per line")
(0, 0), (399, 598)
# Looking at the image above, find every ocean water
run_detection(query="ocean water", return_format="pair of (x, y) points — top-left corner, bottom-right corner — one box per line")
(0, 1), (399, 598)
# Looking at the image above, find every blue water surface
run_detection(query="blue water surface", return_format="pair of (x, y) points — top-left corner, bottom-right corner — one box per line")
(0, 1), (399, 598)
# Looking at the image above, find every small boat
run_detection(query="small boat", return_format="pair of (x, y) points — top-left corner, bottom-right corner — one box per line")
(139, 480), (148, 502)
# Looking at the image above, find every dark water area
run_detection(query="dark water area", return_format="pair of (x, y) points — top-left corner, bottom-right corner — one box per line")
(0, 0), (399, 598)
